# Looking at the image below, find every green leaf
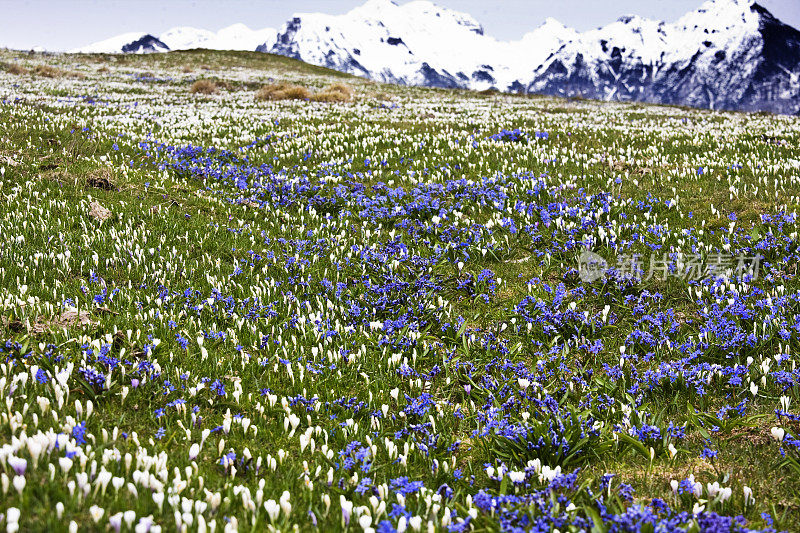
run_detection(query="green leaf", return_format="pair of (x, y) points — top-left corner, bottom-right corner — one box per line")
(617, 433), (650, 459)
(499, 476), (509, 496)
(584, 505), (607, 533)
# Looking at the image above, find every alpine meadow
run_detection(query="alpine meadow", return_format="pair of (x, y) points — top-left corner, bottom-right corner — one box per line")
(2, 45), (800, 533)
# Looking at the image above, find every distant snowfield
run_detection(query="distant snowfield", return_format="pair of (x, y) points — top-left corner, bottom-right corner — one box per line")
(158, 24), (277, 53)
(71, 0), (800, 113)
(73, 32), (157, 54)
(70, 24), (277, 54)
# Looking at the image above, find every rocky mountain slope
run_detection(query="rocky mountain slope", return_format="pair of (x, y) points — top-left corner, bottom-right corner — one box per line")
(74, 0), (800, 113)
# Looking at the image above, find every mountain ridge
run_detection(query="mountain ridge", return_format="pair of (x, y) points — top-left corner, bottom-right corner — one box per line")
(72, 0), (800, 114)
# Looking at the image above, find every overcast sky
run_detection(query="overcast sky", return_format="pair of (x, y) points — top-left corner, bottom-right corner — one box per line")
(2, 0), (799, 51)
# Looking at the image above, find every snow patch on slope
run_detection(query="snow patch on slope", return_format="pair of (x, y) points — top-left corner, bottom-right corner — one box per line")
(75, 25), (276, 54)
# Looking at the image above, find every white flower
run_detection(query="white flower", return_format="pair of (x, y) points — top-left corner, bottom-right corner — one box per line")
(109, 513), (123, 533)
(341, 496), (353, 526)
(26, 441), (42, 467)
(279, 490), (292, 517)
(508, 471), (526, 483)
(264, 500), (280, 521)
(59, 457), (73, 474)
(89, 505), (105, 523)
(743, 485), (754, 506)
(152, 492), (165, 511)
(771, 426), (785, 442)
(12, 476), (25, 495)
(6, 508), (20, 524)
(95, 469), (112, 495)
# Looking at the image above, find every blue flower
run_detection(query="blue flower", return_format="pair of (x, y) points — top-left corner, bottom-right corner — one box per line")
(72, 421), (87, 445)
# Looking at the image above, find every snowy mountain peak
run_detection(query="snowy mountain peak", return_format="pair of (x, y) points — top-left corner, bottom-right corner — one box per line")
(159, 27), (216, 51)
(262, 0), (800, 113)
(218, 23), (254, 35)
(702, 0), (756, 8)
(614, 14), (655, 27)
(402, 1), (485, 35)
(676, 0), (760, 30)
(351, 0), (400, 15)
(684, 0), (760, 20)
(71, 32), (150, 54)
(537, 17), (568, 31)
(358, 0), (398, 9)
(76, 24), (276, 54)
(71, 0), (800, 113)
(518, 18), (576, 48)
(528, 17), (575, 39)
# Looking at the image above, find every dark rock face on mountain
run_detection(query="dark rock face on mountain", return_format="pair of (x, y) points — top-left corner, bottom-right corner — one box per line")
(258, 18), (300, 55)
(120, 35), (169, 54)
(742, 5), (800, 113)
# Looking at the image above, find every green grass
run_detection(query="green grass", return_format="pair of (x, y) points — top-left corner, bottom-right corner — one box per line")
(1, 48), (800, 532)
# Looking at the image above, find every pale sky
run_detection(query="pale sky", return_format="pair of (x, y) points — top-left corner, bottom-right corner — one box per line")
(2, 0), (799, 51)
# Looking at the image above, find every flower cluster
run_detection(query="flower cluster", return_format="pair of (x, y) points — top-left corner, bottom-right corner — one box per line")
(0, 49), (796, 532)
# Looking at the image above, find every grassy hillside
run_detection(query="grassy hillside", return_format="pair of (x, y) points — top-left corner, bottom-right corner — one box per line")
(1, 48), (800, 532)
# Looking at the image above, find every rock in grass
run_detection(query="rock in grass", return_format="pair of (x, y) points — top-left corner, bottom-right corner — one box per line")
(89, 201), (112, 221)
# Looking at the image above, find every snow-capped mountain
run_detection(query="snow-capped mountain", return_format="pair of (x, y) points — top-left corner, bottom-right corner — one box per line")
(262, 1), (577, 90)
(264, 0), (800, 113)
(159, 24), (277, 52)
(75, 32), (169, 54)
(72, 24), (276, 54)
(525, 0), (800, 113)
(72, 0), (800, 113)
